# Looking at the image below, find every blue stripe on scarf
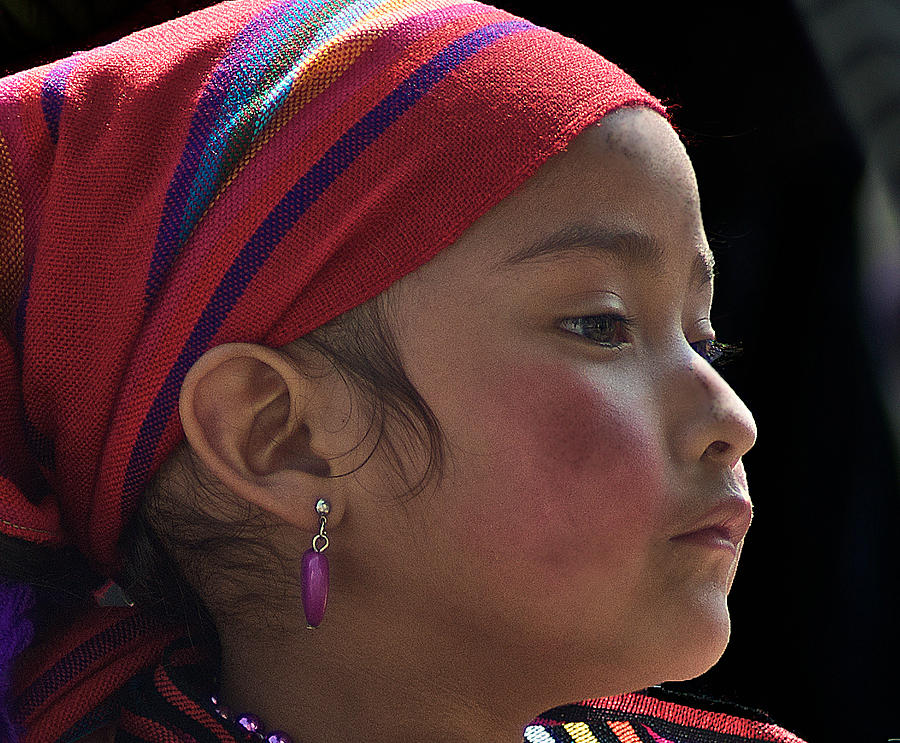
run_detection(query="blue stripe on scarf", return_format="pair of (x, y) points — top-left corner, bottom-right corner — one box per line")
(144, 0), (357, 311)
(124, 18), (534, 515)
(247, 0), (392, 143)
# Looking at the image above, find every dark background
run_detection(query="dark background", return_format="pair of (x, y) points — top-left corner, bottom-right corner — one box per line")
(2, 2), (897, 741)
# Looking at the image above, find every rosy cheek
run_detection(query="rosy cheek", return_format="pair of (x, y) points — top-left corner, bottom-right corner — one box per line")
(475, 362), (666, 570)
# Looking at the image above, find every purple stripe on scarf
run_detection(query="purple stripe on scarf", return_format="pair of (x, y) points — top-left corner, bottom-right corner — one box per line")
(39, 54), (81, 145)
(144, 0), (338, 314)
(121, 18), (534, 521)
(14, 611), (154, 721)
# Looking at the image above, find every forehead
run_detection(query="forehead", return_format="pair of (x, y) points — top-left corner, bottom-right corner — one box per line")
(401, 107), (711, 295)
(511, 107), (704, 239)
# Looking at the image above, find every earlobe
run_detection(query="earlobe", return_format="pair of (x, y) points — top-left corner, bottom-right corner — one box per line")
(177, 342), (344, 533)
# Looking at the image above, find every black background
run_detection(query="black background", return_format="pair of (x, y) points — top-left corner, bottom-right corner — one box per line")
(2, 1), (898, 741)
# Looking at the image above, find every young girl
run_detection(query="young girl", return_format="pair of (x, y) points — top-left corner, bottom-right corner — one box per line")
(0, 0), (808, 740)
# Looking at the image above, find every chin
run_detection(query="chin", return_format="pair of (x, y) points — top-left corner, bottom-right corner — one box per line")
(640, 591), (733, 684)
(666, 614), (732, 682)
(599, 620), (730, 696)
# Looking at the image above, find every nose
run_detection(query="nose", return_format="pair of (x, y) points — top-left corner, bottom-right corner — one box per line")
(668, 351), (758, 470)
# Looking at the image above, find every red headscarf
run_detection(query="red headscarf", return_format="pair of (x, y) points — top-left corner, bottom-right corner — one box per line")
(0, 0), (667, 580)
(0, 0), (676, 737)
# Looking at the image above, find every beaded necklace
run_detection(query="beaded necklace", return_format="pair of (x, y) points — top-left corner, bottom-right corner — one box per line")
(210, 694), (294, 743)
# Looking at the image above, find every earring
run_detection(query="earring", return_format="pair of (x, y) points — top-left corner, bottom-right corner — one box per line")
(300, 498), (330, 629)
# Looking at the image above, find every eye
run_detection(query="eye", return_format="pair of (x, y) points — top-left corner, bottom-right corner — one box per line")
(559, 313), (634, 347)
(560, 314), (744, 370)
(690, 338), (744, 369)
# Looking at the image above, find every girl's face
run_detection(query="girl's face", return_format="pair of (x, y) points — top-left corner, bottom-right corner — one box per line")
(340, 106), (757, 705)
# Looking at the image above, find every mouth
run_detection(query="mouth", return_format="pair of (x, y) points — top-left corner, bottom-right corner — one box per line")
(671, 494), (752, 555)
(670, 526), (739, 555)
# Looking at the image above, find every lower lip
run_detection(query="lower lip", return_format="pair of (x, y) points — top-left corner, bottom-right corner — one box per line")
(671, 528), (737, 555)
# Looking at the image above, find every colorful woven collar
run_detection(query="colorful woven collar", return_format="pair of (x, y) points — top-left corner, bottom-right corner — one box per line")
(526, 687), (809, 743)
(13, 604), (808, 743)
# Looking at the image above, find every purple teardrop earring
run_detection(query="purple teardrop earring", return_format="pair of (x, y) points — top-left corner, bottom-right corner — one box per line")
(300, 498), (331, 629)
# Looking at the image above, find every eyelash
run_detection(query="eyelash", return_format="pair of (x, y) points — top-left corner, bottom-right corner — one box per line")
(560, 313), (743, 369)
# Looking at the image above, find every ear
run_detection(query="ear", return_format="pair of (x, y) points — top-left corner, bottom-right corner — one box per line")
(178, 342), (349, 533)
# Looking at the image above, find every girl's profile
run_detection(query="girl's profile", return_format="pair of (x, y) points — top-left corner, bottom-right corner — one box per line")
(0, 0), (808, 741)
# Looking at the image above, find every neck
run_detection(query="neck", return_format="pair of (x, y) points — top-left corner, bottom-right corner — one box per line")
(217, 608), (524, 743)
(211, 569), (638, 742)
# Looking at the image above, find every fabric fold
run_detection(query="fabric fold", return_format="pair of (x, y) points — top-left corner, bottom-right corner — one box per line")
(11, 605), (183, 741)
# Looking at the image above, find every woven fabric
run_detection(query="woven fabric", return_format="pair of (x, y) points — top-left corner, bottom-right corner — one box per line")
(12, 610), (810, 742)
(529, 690), (809, 743)
(0, 0), (667, 581)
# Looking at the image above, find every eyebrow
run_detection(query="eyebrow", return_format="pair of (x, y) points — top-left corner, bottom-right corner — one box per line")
(495, 223), (716, 288)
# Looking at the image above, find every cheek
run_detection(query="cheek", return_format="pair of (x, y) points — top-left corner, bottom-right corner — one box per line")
(470, 363), (667, 570)
(537, 375), (641, 478)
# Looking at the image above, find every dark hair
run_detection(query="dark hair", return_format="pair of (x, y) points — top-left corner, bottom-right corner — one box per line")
(0, 287), (448, 653)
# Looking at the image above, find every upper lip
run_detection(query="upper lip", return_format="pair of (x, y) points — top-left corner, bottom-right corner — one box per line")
(672, 490), (753, 546)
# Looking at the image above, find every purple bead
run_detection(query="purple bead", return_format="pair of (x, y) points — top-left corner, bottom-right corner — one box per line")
(237, 712), (263, 732)
(266, 732), (294, 743)
(300, 547), (329, 628)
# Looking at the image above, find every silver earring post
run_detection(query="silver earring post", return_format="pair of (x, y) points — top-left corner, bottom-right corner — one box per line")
(312, 498), (330, 552)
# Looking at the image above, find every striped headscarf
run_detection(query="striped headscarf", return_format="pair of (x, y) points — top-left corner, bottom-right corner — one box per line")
(0, 0), (680, 738)
(0, 0), (667, 582)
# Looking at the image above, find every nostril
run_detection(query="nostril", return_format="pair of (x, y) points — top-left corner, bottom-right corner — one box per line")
(705, 440), (730, 457)
(703, 439), (743, 470)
